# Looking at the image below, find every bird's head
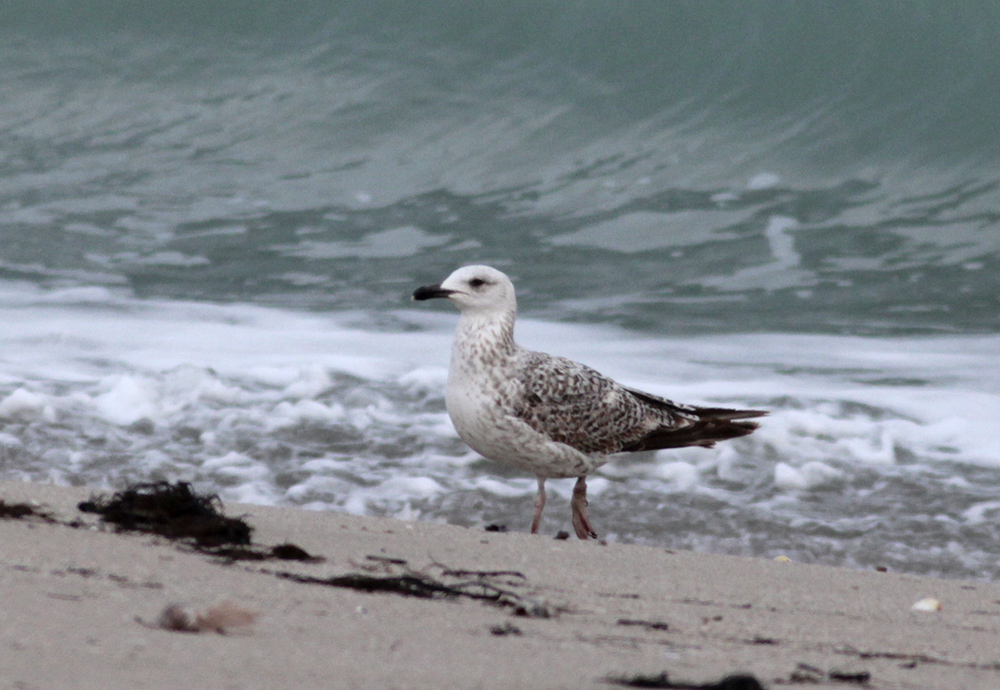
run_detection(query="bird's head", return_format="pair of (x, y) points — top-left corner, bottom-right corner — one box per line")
(412, 265), (516, 316)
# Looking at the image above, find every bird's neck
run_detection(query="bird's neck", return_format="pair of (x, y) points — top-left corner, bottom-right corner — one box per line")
(451, 310), (517, 373)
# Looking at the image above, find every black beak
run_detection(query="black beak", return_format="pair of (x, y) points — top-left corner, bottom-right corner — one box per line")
(412, 284), (455, 301)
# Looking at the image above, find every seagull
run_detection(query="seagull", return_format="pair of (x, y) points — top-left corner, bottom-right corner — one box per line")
(413, 265), (765, 539)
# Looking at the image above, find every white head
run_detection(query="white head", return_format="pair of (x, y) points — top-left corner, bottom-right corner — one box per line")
(412, 265), (516, 316)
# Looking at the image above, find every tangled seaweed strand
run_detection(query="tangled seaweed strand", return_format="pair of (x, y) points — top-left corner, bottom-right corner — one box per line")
(607, 672), (764, 690)
(79, 481), (252, 546)
(275, 565), (555, 618)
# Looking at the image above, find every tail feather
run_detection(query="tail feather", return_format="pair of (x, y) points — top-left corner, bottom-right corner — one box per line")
(621, 417), (761, 452)
(687, 406), (768, 421)
(620, 392), (767, 453)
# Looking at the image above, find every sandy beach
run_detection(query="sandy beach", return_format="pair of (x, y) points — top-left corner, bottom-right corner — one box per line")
(1, 479), (999, 690)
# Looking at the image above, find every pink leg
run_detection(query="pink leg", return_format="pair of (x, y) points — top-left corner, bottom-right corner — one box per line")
(571, 476), (598, 540)
(530, 477), (546, 534)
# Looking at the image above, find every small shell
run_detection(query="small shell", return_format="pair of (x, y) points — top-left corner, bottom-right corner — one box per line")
(911, 597), (942, 612)
(155, 600), (257, 633)
(774, 555), (792, 563)
(157, 603), (200, 632)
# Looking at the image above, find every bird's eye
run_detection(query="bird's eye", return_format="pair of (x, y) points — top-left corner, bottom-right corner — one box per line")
(469, 278), (486, 288)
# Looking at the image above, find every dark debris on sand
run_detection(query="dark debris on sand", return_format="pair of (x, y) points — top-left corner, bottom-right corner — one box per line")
(617, 618), (670, 632)
(78, 481), (252, 546)
(607, 672), (765, 690)
(274, 559), (555, 618)
(77, 481), (321, 563)
(0, 500), (56, 522)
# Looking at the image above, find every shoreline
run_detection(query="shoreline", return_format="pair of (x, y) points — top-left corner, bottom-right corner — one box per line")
(2, 479), (999, 689)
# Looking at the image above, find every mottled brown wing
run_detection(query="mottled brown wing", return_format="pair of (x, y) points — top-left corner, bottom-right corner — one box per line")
(506, 352), (696, 454)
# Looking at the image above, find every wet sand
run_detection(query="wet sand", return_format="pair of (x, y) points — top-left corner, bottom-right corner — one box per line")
(1, 479), (999, 689)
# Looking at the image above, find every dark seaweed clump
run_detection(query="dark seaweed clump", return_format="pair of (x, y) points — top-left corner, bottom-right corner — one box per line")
(78, 481), (252, 546)
(607, 672), (764, 690)
(0, 500), (55, 522)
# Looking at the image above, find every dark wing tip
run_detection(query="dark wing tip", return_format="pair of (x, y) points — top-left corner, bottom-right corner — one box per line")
(624, 387), (767, 421)
(621, 418), (761, 453)
(696, 407), (768, 421)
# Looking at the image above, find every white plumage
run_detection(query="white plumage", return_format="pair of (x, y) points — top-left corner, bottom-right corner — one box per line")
(414, 265), (765, 539)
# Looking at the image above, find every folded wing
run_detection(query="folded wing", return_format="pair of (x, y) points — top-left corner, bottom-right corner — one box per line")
(507, 351), (766, 455)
